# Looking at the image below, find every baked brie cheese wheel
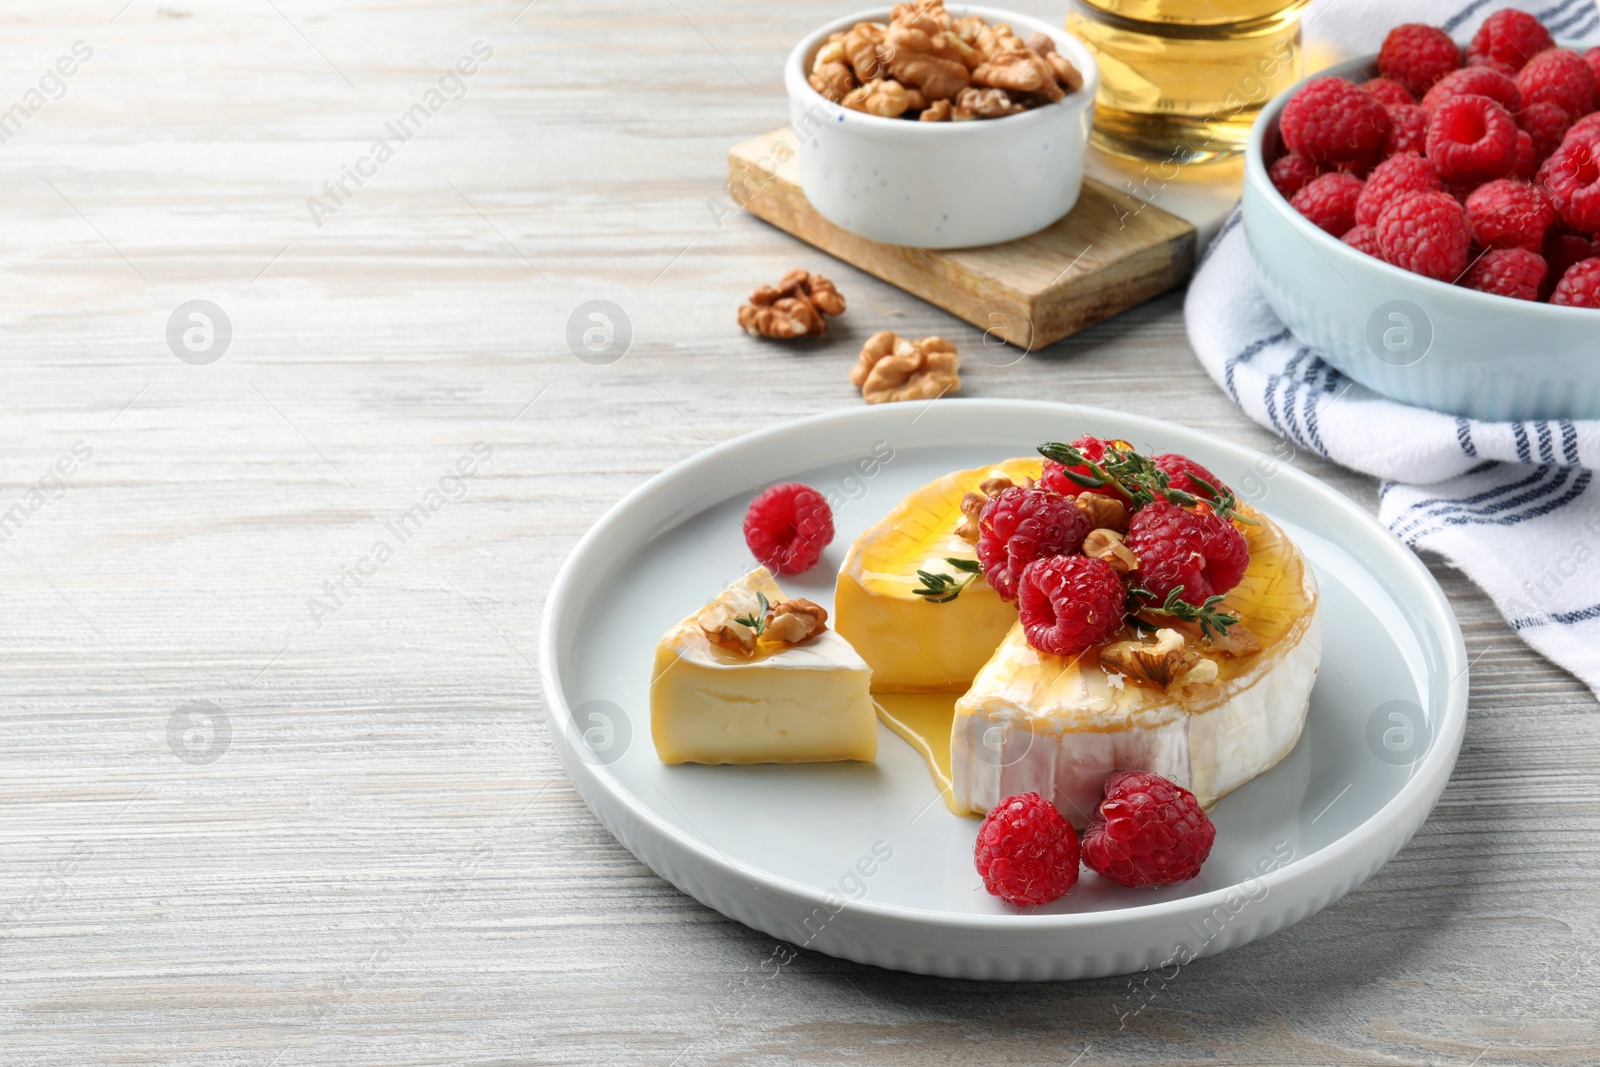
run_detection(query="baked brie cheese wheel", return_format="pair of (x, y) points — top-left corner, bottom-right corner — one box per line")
(650, 567), (876, 765)
(951, 507), (1320, 825)
(835, 458), (1042, 692)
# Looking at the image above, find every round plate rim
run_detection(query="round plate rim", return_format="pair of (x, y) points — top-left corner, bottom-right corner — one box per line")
(540, 400), (1469, 933)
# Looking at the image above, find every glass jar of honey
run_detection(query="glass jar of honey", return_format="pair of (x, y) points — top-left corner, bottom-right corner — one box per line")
(1067, 0), (1311, 163)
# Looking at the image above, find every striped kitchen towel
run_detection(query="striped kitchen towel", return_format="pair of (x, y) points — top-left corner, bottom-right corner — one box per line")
(1186, 0), (1600, 696)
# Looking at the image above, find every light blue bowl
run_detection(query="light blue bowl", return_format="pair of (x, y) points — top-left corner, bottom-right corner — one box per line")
(1243, 53), (1600, 422)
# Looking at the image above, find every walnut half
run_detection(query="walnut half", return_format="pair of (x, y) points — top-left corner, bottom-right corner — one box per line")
(765, 598), (829, 644)
(850, 331), (961, 404)
(1100, 628), (1219, 692)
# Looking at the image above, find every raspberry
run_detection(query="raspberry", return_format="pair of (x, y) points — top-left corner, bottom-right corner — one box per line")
(1356, 152), (1443, 227)
(1567, 113), (1600, 144)
(742, 482), (833, 575)
(1377, 24), (1461, 97)
(1551, 257), (1600, 307)
(1422, 67), (1522, 113)
(1541, 133), (1600, 233)
(1516, 48), (1595, 119)
(1362, 76), (1417, 109)
(1290, 171), (1363, 236)
(1518, 101), (1571, 163)
(1081, 772), (1216, 888)
(1152, 453), (1229, 501)
(1514, 129), (1537, 179)
(1123, 498), (1249, 606)
(1385, 103), (1431, 156)
(1462, 246), (1546, 300)
(1342, 223), (1382, 256)
(974, 793), (1080, 906)
(1587, 46), (1600, 85)
(1375, 190), (1472, 280)
(1017, 555), (1127, 658)
(1426, 94), (1518, 184)
(1269, 152), (1319, 198)
(1280, 77), (1390, 168)
(1465, 179), (1555, 249)
(1040, 435), (1124, 501)
(1467, 9), (1553, 74)
(975, 486), (1091, 602)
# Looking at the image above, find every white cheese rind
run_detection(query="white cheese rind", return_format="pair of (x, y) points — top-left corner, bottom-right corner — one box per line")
(952, 586), (1321, 826)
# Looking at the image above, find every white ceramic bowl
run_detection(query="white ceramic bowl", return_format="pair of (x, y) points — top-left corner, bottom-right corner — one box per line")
(784, 5), (1099, 249)
(1244, 52), (1600, 422)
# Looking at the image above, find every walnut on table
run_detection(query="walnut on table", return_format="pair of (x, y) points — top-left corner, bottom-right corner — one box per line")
(737, 269), (846, 339)
(850, 330), (961, 404)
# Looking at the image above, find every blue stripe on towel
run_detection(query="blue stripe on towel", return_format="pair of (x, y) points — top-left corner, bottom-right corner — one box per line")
(1224, 328), (1293, 402)
(1512, 601), (1600, 629)
(1456, 416), (1477, 458)
(1406, 470), (1593, 542)
(1391, 465), (1567, 540)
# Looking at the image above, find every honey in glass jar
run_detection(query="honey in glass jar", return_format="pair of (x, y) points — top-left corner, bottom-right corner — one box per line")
(1067, 0), (1311, 163)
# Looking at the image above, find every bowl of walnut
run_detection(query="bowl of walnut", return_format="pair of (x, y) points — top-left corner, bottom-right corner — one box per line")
(785, 2), (1097, 249)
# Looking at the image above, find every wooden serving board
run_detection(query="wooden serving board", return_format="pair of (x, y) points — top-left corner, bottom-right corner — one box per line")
(729, 127), (1197, 349)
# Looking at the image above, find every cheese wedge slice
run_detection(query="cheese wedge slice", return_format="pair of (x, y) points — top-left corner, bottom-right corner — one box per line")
(951, 508), (1320, 825)
(835, 458), (1042, 692)
(651, 567), (876, 765)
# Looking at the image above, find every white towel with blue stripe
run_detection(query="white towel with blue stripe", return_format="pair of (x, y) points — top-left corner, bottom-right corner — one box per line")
(1187, 0), (1600, 696)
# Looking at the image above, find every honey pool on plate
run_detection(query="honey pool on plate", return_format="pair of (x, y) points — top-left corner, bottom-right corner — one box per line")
(1067, 0), (1309, 162)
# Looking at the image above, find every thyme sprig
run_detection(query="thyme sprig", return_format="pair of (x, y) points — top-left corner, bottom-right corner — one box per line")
(733, 591), (770, 636)
(912, 558), (983, 603)
(1035, 441), (1255, 525)
(1128, 584), (1239, 642)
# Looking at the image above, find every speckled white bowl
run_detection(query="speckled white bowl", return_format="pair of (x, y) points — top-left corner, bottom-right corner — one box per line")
(784, 5), (1099, 249)
(1244, 52), (1600, 422)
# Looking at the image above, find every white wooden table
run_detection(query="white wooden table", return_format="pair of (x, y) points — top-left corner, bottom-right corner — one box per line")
(1, 2), (1596, 1064)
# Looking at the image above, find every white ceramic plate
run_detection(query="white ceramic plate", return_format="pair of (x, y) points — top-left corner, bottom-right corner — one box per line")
(541, 401), (1468, 981)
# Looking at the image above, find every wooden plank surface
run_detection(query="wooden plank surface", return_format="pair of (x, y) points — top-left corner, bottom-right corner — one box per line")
(730, 127), (1195, 349)
(0, 1), (1596, 1065)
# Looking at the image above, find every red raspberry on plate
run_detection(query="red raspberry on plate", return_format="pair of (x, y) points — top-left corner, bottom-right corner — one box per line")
(1541, 134), (1600, 233)
(1269, 152), (1319, 198)
(1280, 76), (1390, 168)
(1081, 772), (1216, 888)
(1362, 76), (1416, 110)
(742, 482), (833, 575)
(1516, 48), (1595, 119)
(1040, 435), (1125, 501)
(976, 486), (1092, 602)
(1462, 246), (1547, 300)
(974, 792), (1080, 906)
(1467, 8), (1553, 74)
(1422, 67), (1521, 113)
(1356, 152), (1443, 227)
(1465, 179), (1555, 249)
(1342, 223), (1382, 256)
(1385, 104), (1431, 156)
(1017, 555), (1127, 659)
(1290, 171), (1363, 236)
(1375, 190), (1472, 280)
(1427, 94), (1519, 185)
(1518, 101), (1571, 164)
(1550, 257), (1600, 307)
(1123, 498), (1250, 606)
(1152, 453), (1229, 502)
(1377, 24), (1461, 98)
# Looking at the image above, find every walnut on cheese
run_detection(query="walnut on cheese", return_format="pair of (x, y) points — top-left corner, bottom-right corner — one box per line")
(808, 0), (1082, 122)
(1099, 628), (1220, 693)
(699, 594), (829, 655)
(737, 269), (846, 339)
(850, 331), (962, 405)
